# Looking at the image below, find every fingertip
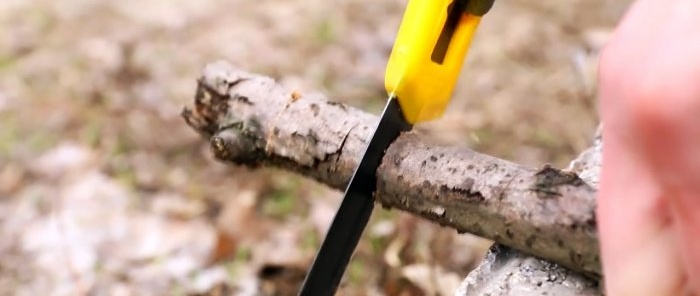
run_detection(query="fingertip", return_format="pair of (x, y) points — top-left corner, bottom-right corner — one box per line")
(670, 191), (700, 292)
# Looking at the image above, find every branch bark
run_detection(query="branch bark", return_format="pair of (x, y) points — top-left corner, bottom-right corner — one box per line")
(182, 61), (600, 277)
(457, 131), (603, 296)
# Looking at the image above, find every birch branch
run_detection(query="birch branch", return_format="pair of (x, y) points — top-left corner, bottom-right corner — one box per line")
(182, 61), (601, 277)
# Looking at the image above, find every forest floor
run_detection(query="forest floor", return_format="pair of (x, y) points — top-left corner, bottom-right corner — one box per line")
(0, 0), (630, 295)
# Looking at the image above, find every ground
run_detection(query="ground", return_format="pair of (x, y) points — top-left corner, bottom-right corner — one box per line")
(0, 1), (630, 295)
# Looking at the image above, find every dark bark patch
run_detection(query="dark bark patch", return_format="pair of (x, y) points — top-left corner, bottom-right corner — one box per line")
(462, 178), (475, 190)
(585, 214), (597, 229)
(392, 154), (403, 167)
(233, 94), (253, 105)
(310, 103), (320, 117)
(485, 163), (498, 173)
(182, 80), (235, 136)
(220, 121), (243, 131)
(225, 76), (249, 90)
(210, 129), (263, 167)
(569, 250), (583, 264)
(325, 125), (353, 171)
(439, 184), (484, 202)
(525, 235), (536, 248)
(531, 164), (586, 198)
(469, 222), (484, 235)
(326, 100), (347, 111)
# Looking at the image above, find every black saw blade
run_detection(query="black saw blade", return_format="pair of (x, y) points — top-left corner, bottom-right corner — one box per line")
(298, 97), (412, 296)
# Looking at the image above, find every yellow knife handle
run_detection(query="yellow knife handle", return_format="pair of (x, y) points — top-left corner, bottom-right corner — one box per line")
(385, 0), (493, 124)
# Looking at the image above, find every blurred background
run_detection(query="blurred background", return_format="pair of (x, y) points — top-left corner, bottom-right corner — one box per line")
(0, 0), (631, 295)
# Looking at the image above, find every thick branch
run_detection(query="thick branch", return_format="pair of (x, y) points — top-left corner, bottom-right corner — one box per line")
(182, 61), (600, 277)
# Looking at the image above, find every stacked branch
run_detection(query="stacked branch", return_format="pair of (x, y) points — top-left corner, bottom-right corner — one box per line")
(182, 61), (601, 278)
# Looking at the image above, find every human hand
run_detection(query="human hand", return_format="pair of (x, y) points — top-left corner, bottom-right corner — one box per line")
(598, 0), (700, 294)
